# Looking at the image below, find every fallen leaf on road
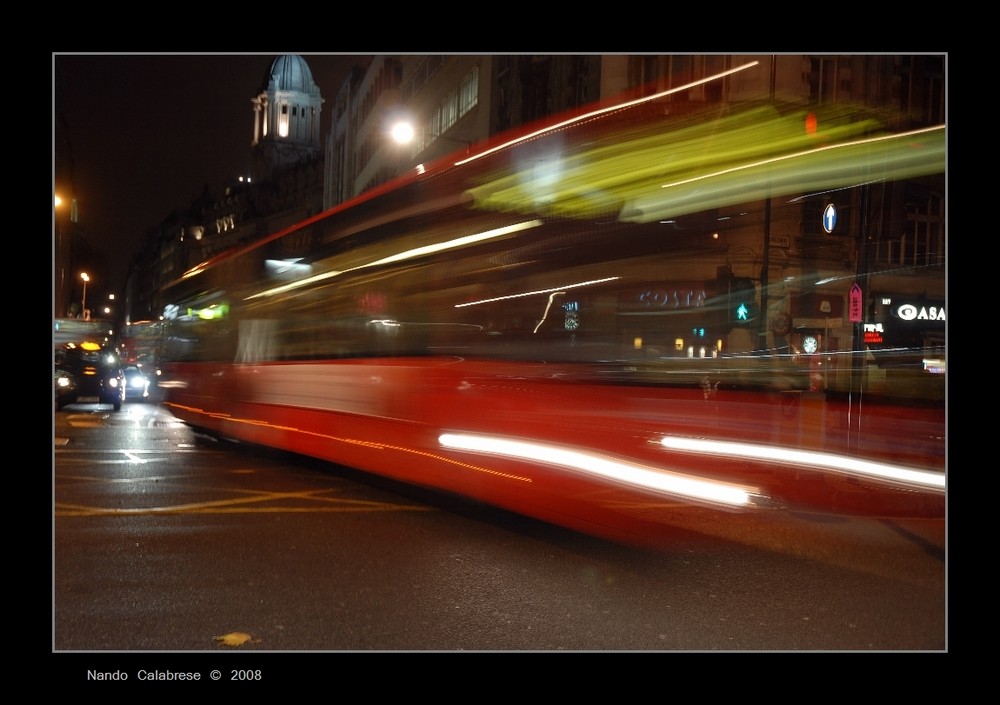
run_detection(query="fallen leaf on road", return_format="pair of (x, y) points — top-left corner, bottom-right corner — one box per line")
(214, 632), (260, 647)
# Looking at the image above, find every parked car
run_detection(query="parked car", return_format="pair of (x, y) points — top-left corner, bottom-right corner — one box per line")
(54, 341), (125, 411)
(123, 365), (151, 401)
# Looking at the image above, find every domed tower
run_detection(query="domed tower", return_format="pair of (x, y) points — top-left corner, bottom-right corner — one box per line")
(251, 54), (325, 182)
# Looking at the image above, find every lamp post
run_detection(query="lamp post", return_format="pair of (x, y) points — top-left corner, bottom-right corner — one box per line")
(55, 194), (68, 317)
(80, 272), (90, 319)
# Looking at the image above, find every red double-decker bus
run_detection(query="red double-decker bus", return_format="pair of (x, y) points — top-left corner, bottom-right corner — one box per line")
(155, 67), (945, 549)
(119, 319), (163, 378)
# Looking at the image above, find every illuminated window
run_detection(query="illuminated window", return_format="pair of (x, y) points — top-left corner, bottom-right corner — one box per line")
(279, 104), (289, 137)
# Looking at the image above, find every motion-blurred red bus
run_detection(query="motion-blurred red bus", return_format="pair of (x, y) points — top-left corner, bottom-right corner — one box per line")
(156, 64), (945, 549)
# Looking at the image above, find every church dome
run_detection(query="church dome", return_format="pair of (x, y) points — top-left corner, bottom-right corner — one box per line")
(262, 54), (319, 95)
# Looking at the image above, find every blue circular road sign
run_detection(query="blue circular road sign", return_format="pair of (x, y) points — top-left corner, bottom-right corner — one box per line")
(823, 203), (838, 233)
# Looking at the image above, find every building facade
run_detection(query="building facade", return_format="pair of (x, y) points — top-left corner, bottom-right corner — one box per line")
(123, 54), (945, 374)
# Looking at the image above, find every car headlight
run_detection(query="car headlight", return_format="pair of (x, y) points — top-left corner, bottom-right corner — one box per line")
(56, 376), (72, 389)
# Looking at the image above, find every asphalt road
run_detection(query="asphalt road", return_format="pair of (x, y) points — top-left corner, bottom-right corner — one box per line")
(53, 399), (947, 673)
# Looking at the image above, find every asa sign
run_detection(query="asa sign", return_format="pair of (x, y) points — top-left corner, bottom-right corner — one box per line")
(895, 302), (945, 323)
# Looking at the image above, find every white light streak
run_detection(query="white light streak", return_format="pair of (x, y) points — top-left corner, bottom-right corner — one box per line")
(454, 62), (760, 167)
(439, 433), (756, 507)
(455, 276), (620, 308)
(246, 220), (543, 301)
(533, 292), (565, 334)
(659, 436), (945, 491)
(365, 220), (542, 268)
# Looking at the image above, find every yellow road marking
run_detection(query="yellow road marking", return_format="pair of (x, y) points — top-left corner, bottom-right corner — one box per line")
(54, 484), (434, 518)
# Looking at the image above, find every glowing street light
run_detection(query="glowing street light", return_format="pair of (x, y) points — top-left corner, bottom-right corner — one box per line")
(390, 121), (416, 145)
(389, 120), (472, 156)
(80, 272), (90, 317)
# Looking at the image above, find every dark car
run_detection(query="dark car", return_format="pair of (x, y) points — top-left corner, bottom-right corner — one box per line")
(122, 365), (151, 401)
(53, 368), (76, 406)
(54, 341), (125, 411)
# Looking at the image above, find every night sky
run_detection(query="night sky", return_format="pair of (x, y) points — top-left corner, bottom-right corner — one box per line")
(54, 53), (370, 294)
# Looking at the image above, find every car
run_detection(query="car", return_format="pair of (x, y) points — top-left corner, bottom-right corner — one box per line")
(123, 365), (151, 401)
(54, 368), (76, 407)
(54, 341), (125, 411)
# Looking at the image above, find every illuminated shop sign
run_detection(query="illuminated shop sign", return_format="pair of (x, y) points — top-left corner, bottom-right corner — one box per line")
(862, 323), (884, 344)
(875, 296), (945, 326)
(895, 302), (945, 322)
(618, 283), (709, 313)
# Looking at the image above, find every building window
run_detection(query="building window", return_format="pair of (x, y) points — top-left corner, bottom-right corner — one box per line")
(279, 104), (289, 137)
(809, 56), (843, 104)
(878, 184), (944, 269)
(458, 65), (479, 117)
(905, 191), (944, 269)
(441, 88), (458, 132)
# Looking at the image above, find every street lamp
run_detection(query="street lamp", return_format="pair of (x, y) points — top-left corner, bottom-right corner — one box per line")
(55, 194), (68, 317)
(390, 121), (417, 146)
(80, 272), (90, 318)
(389, 120), (473, 156)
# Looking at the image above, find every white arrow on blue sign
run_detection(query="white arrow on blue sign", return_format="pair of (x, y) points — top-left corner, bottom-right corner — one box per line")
(823, 204), (838, 233)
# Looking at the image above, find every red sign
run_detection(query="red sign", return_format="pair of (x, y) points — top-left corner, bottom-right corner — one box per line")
(849, 284), (863, 323)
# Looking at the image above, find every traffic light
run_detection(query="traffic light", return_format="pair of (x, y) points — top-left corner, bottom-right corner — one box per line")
(730, 277), (758, 327)
(708, 267), (759, 330)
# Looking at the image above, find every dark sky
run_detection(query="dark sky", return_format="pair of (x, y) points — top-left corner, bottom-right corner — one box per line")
(54, 52), (370, 293)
